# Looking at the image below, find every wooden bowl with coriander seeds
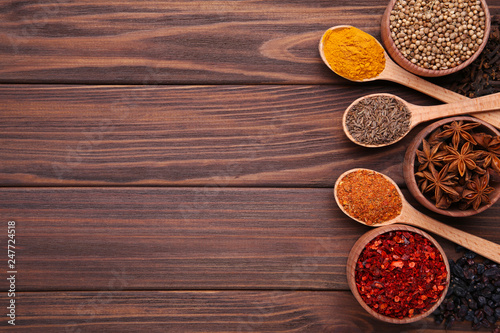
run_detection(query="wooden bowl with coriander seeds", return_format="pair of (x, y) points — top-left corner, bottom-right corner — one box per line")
(404, 116), (500, 217)
(347, 224), (450, 324)
(381, 0), (491, 77)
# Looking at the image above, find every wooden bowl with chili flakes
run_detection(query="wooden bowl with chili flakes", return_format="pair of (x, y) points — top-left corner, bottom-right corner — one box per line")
(347, 224), (450, 324)
(381, 0), (491, 77)
(404, 116), (500, 217)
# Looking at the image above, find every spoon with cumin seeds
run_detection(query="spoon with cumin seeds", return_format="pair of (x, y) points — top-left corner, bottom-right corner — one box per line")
(343, 92), (500, 147)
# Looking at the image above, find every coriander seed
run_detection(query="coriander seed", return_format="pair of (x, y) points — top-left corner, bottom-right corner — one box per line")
(389, 0), (488, 71)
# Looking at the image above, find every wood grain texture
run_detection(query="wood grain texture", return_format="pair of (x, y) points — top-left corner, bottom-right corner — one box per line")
(0, 84), (440, 187)
(1, 187), (498, 292)
(2, 0), (496, 84)
(0, 0), (394, 84)
(0, 290), (478, 332)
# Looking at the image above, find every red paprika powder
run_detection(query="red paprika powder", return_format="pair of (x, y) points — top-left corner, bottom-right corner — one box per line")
(336, 169), (402, 225)
(355, 230), (448, 319)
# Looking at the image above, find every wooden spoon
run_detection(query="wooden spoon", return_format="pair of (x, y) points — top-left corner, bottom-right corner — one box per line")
(319, 25), (500, 128)
(334, 168), (500, 263)
(343, 92), (500, 147)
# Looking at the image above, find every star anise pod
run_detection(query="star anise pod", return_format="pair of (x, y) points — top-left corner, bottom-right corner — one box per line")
(442, 141), (485, 178)
(435, 192), (453, 209)
(416, 140), (446, 172)
(462, 173), (495, 210)
(473, 133), (500, 174)
(415, 171), (428, 193)
(427, 128), (444, 146)
(420, 164), (460, 206)
(436, 120), (480, 149)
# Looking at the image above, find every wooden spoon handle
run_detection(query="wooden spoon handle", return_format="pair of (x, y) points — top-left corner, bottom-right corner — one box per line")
(401, 207), (500, 263)
(381, 58), (500, 128)
(381, 63), (466, 103)
(411, 93), (500, 125)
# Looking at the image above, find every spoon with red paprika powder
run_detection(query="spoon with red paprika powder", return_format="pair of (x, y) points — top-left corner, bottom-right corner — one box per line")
(343, 92), (500, 148)
(334, 168), (500, 263)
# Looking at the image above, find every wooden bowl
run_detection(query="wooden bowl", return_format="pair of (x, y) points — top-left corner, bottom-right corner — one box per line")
(404, 116), (500, 217)
(346, 224), (450, 324)
(381, 0), (491, 77)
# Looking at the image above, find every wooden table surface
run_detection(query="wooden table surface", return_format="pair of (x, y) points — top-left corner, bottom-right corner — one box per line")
(1, 1), (500, 332)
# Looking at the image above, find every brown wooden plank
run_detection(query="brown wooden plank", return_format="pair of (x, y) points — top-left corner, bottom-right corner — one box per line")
(0, 290), (479, 332)
(1, 187), (498, 292)
(0, 84), (440, 187)
(2, 0), (498, 84)
(0, 0), (389, 84)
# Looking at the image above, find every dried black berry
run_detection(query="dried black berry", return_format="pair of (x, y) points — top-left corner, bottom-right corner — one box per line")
(455, 286), (467, 297)
(485, 267), (500, 278)
(469, 298), (478, 310)
(482, 319), (492, 328)
(452, 263), (466, 279)
(465, 309), (475, 321)
(458, 304), (468, 318)
(485, 305), (495, 317)
(465, 251), (477, 259)
(447, 299), (456, 311)
(445, 315), (456, 329)
(476, 309), (485, 322)
(433, 248), (500, 331)
(464, 267), (477, 280)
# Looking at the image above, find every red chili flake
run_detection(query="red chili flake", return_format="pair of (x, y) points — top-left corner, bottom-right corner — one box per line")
(336, 170), (402, 225)
(355, 230), (448, 319)
(391, 260), (404, 269)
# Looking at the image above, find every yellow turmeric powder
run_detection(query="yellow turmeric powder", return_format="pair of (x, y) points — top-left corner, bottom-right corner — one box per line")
(321, 26), (386, 81)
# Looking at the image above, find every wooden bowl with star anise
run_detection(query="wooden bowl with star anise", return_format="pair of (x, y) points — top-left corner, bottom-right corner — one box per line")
(404, 116), (500, 217)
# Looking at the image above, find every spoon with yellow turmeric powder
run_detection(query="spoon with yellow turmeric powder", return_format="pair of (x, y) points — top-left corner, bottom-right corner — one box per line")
(342, 92), (500, 147)
(319, 25), (500, 127)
